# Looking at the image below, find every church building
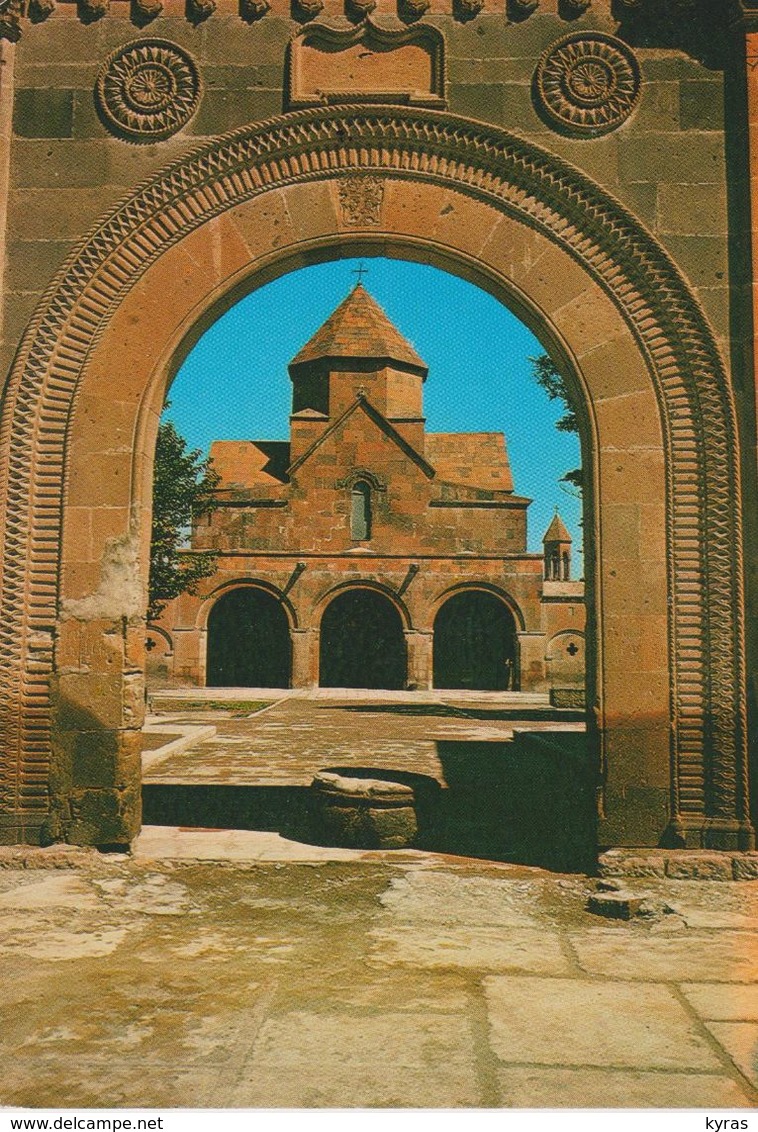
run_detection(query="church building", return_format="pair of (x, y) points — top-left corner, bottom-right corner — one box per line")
(153, 284), (585, 697)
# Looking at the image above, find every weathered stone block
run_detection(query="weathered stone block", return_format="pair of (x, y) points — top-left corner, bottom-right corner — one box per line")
(13, 89), (73, 138)
(67, 783), (141, 847)
(732, 854), (758, 880)
(664, 854), (733, 881)
(187, 88), (282, 135)
(587, 893), (644, 920)
(11, 140), (110, 189)
(312, 770), (418, 848)
(680, 79), (724, 131)
(550, 687), (585, 708)
(5, 239), (76, 292)
(617, 134), (724, 185)
(598, 850), (666, 878)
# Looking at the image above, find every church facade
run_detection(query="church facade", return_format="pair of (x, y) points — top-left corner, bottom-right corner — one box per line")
(153, 284), (585, 697)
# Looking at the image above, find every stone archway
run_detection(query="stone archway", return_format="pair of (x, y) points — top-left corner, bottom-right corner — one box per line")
(206, 587), (292, 689)
(0, 106), (750, 850)
(433, 591), (518, 692)
(319, 588), (407, 690)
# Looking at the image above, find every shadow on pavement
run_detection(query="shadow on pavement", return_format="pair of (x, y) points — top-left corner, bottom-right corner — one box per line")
(335, 703), (586, 722)
(143, 732), (597, 872)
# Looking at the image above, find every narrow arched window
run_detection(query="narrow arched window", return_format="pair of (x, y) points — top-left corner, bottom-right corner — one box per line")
(351, 480), (371, 540)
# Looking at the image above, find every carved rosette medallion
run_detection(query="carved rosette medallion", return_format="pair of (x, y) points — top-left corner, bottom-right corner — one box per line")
(95, 40), (201, 143)
(338, 175), (384, 225)
(535, 33), (641, 136)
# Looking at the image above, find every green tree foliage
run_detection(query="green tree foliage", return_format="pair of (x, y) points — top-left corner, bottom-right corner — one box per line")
(530, 354), (582, 494)
(149, 418), (220, 622)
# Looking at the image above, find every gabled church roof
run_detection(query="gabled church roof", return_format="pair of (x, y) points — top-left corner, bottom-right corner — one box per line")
(288, 393), (435, 479)
(543, 511), (572, 543)
(289, 284), (428, 374)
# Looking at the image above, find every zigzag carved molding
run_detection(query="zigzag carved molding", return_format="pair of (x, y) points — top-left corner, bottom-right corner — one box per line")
(0, 105), (748, 835)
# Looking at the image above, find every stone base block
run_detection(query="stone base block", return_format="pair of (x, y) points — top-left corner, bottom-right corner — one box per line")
(599, 848), (758, 881)
(549, 687), (586, 709)
(311, 770), (419, 849)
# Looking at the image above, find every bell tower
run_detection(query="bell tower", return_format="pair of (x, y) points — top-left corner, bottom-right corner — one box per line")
(287, 283), (429, 458)
(543, 510), (572, 581)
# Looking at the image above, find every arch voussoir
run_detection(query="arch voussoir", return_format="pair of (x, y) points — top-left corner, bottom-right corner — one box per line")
(0, 105), (749, 849)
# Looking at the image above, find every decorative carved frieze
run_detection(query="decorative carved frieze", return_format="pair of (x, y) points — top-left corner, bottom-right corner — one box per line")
(131, 0), (163, 21)
(29, 0), (56, 21)
(79, 0), (109, 19)
(562, 0), (591, 13)
(187, 0), (215, 22)
(292, 0), (323, 20)
(0, 0), (22, 39)
(95, 40), (202, 143)
(345, 0), (375, 19)
(453, 0), (484, 20)
(240, 0), (269, 18)
(288, 20), (445, 109)
(338, 175), (385, 225)
(508, 0), (539, 16)
(398, 0), (430, 22)
(534, 32), (641, 136)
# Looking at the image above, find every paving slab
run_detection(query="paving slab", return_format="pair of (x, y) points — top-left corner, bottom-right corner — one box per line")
(569, 927), (758, 983)
(705, 1024), (758, 1090)
(232, 1010), (482, 1107)
(484, 976), (722, 1070)
(377, 870), (545, 927)
(681, 984), (758, 1022)
(496, 1066), (754, 1108)
(3, 1059), (225, 1109)
(370, 923), (571, 973)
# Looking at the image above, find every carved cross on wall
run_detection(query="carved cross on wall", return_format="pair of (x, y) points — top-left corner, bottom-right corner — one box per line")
(567, 642), (579, 656)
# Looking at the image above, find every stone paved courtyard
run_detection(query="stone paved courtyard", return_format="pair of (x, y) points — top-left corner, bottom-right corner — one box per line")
(2, 695), (755, 1110)
(143, 690), (585, 786)
(1, 839), (757, 1109)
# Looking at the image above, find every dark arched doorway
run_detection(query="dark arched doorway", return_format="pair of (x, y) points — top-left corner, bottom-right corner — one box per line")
(319, 589), (407, 689)
(207, 588), (291, 687)
(433, 591), (517, 691)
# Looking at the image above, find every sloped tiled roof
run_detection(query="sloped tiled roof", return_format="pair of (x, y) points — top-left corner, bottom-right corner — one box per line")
(543, 511), (572, 543)
(210, 440), (290, 487)
(426, 432), (514, 492)
(289, 284), (428, 373)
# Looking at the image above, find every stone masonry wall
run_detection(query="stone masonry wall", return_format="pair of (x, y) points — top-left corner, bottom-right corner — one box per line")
(1, 0), (731, 387)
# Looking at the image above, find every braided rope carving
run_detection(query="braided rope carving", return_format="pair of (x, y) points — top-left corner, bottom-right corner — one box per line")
(0, 105), (748, 836)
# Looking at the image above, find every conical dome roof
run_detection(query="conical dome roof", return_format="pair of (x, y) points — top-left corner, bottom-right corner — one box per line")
(543, 511), (572, 543)
(289, 284), (428, 374)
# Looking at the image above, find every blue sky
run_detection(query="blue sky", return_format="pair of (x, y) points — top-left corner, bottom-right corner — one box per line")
(165, 257), (583, 564)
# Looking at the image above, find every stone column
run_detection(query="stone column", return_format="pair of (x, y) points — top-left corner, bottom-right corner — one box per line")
(516, 631), (547, 692)
(405, 630), (433, 690)
(292, 628), (317, 688)
(172, 627), (202, 686)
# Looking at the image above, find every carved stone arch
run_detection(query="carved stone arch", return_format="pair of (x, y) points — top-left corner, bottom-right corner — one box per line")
(311, 579), (412, 632)
(0, 105), (749, 849)
(427, 582), (527, 634)
(197, 578), (298, 632)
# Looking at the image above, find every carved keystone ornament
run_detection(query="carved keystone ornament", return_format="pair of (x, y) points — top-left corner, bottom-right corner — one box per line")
(534, 32), (641, 136)
(95, 40), (202, 142)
